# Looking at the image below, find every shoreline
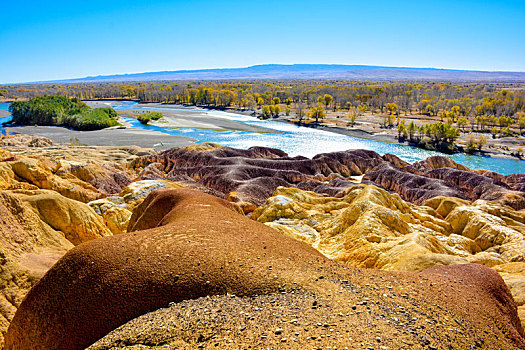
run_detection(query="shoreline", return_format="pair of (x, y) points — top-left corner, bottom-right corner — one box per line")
(2, 124), (196, 151)
(125, 101), (523, 161)
(277, 119), (521, 160)
(3, 99), (524, 162)
(85, 100), (280, 135)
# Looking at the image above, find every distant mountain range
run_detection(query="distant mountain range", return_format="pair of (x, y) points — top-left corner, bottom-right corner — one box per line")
(36, 64), (525, 83)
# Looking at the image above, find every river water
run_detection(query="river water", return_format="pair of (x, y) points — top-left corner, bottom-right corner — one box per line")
(1, 101), (524, 175)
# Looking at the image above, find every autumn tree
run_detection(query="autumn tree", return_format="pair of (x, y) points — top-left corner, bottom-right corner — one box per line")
(309, 105), (325, 123)
(491, 126), (499, 138)
(517, 113), (525, 134)
(382, 114), (395, 128)
(323, 94), (333, 109)
(477, 135), (487, 150)
(348, 108), (360, 126)
(271, 104), (281, 117)
(296, 104), (306, 125)
(262, 105), (272, 119)
(386, 103), (398, 115)
(450, 105), (461, 122)
(466, 134), (477, 152)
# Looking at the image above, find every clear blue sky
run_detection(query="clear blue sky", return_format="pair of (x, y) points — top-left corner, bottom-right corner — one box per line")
(1, 0), (524, 83)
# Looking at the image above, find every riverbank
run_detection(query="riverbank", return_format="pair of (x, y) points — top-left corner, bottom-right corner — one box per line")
(3, 99), (524, 172)
(2, 125), (196, 150)
(279, 119), (522, 160)
(85, 101), (279, 134)
(91, 100), (525, 161)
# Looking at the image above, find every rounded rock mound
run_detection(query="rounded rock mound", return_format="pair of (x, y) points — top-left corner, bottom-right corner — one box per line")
(6, 189), (525, 350)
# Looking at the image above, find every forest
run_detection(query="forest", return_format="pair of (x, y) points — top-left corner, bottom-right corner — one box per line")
(2, 80), (525, 152)
(3, 80), (524, 119)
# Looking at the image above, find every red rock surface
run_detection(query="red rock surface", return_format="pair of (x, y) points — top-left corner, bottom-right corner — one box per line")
(129, 144), (405, 206)
(129, 144), (525, 211)
(6, 189), (525, 350)
(365, 162), (525, 209)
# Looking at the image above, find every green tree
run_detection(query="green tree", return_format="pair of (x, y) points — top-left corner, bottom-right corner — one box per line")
(137, 114), (152, 124)
(397, 119), (407, 139)
(457, 117), (468, 130)
(272, 97), (281, 105)
(502, 126), (513, 137)
(9, 95), (120, 131)
(419, 122), (460, 151)
(499, 116), (513, 129)
(140, 111), (163, 121)
(407, 121), (417, 142)
(516, 146), (524, 158)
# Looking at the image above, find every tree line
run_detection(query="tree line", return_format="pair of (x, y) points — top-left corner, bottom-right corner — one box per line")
(2, 80), (525, 134)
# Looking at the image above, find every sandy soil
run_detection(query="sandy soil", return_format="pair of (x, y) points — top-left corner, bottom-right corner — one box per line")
(3, 125), (196, 151)
(85, 101), (279, 134)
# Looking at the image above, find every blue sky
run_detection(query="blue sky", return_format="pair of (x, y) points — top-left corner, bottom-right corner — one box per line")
(1, 0), (524, 83)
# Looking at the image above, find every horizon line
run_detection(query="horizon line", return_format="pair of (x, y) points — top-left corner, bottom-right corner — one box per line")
(4, 63), (525, 85)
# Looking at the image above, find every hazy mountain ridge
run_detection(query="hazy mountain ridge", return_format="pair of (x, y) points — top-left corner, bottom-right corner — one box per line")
(36, 64), (525, 83)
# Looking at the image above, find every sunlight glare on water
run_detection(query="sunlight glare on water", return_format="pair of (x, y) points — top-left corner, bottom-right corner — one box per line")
(1, 101), (524, 174)
(112, 102), (525, 174)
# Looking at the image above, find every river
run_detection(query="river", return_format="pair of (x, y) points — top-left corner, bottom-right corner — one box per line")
(1, 101), (524, 175)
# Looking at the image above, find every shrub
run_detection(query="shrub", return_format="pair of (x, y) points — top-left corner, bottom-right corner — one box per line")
(466, 135), (476, 152)
(137, 114), (152, 125)
(9, 95), (119, 131)
(416, 122), (460, 152)
(63, 108), (120, 130)
(142, 111), (163, 121)
(477, 135), (487, 150)
(135, 112), (162, 125)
